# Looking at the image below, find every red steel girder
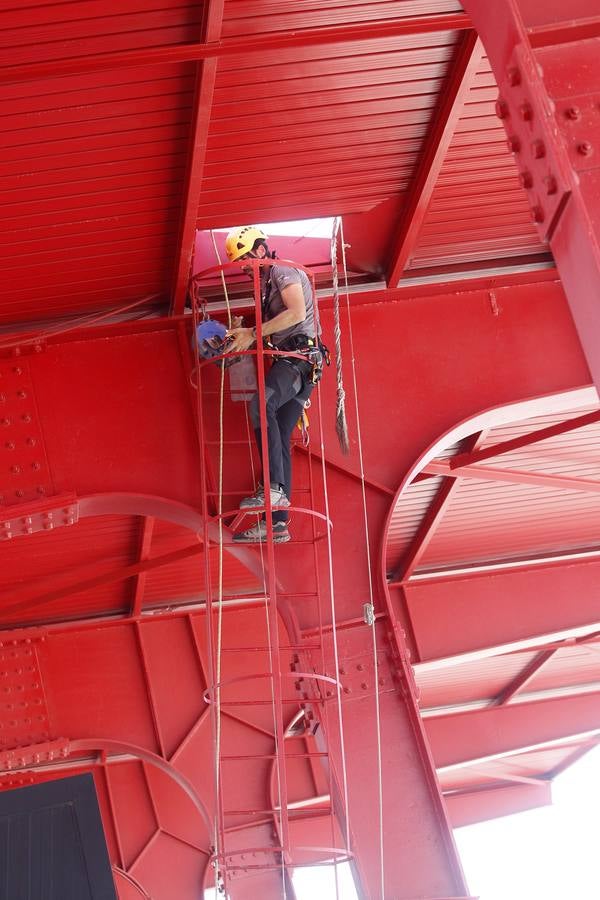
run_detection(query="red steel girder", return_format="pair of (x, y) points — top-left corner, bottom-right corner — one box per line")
(407, 556), (600, 670)
(390, 433), (485, 585)
(460, 1), (600, 392)
(425, 459), (600, 495)
(387, 30), (483, 286)
(131, 516), (156, 617)
(171, 0), (224, 316)
(427, 691), (600, 771)
(0, 13), (471, 85)
(493, 648), (557, 706)
(445, 781), (552, 828)
(451, 408), (600, 470)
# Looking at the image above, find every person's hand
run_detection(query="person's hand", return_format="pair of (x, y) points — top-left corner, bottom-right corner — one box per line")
(226, 326), (255, 352)
(230, 315), (244, 328)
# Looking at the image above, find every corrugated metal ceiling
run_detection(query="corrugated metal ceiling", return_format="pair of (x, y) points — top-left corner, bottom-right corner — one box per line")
(0, 0), (550, 329)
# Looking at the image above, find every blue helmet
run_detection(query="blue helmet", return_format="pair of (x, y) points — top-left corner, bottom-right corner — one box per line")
(196, 319), (228, 360)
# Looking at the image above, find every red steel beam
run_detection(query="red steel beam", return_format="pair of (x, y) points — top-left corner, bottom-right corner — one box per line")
(1, 13), (471, 85)
(3, 542), (202, 619)
(460, 2), (600, 392)
(445, 781), (552, 828)
(427, 691), (600, 771)
(407, 556), (600, 669)
(171, 0), (225, 315)
(451, 408), (600, 470)
(390, 432), (484, 585)
(425, 459), (600, 495)
(131, 515), (156, 617)
(493, 648), (557, 706)
(387, 30), (483, 287)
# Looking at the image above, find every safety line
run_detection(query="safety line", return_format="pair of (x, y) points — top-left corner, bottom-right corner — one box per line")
(311, 267), (352, 858)
(209, 230), (234, 893)
(339, 217), (386, 899)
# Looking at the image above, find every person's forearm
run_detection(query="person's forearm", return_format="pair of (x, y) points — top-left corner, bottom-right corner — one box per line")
(260, 307), (305, 337)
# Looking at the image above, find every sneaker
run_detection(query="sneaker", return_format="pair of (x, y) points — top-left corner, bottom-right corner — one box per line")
(239, 483), (290, 510)
(233, 521), (291, 543)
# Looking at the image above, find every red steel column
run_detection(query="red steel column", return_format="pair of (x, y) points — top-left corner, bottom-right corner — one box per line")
(461, 1), (600, 389)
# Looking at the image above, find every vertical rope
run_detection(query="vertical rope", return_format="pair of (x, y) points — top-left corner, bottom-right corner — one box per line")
(331, 218), (350, 454)
(209, 231), (233, 893)
(339, 219), (386, 898)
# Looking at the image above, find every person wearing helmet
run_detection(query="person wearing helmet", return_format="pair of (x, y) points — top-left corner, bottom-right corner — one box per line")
(224, 225), (320, 544)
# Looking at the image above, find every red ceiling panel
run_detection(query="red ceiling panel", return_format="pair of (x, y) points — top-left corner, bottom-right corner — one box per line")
(0, 0), (205, 324)
(197, 24), (461, 228)
(408, 55), (546, 271)
(415, 406), (600, 571)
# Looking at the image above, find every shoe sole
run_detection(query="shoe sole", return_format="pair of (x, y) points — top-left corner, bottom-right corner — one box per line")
(239, 499), (290, 510)
(233, 533), (291, 544)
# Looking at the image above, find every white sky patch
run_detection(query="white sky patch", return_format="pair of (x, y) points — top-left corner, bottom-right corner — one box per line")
(213, 217), (336, 239)
(454, 745), (600, 900)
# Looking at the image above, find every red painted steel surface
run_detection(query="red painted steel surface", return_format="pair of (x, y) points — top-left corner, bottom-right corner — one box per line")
(3, 2), (600, 898)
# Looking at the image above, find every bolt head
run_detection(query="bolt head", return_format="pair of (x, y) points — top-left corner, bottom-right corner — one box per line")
(544, 174), (558, 195)
(519, 103), (533, 122)
(578, 141), (593, 156)
(565, 106), (581, 121)
(508, 136), (521, 154)
(519, 171), (533, 189)
(495, 98), (509, 120)
(532, 205), (545, 223)
(507, 66), (521, 86)
(531, 139), (545, 159)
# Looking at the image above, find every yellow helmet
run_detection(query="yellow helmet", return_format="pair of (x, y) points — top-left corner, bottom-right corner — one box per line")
(225, 225), (268, 262)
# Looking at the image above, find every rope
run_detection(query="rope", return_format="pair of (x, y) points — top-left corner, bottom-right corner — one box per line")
(209, 231), (233, 893)
(339, 219), (386, 898)
(330, 218), (350, 454)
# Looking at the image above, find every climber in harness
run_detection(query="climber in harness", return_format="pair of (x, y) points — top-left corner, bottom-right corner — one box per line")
(225, 225), (326, 544)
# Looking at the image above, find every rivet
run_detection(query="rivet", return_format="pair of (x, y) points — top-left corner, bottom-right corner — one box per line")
(495, 98), (509, 119)
(5, 441), (15, 450)
(43, 522), (54, 530)
(519, 171), (533, 189)
(565, 106), (581, 120)
(339, 667), (346, 676)
(543, 175), (558, 195)
(531, 139), (545, 158)
(378, 677), (385, 686)
(36, 486), (45, 495)
(361, 682), (368, 690)
(0, 394), (5, 403)
(16, 391), (27, 400)
(507, 66), (521, 86)
(1, 418), (11, 427)
(26, 437), (36, 447)
(532, 205), (545, 223)
(13, 367), (22, 375)
(22, 415), (32, 424)
(31, 462), (41, 471)
(356, 663), (364, 671)
(34, 345), (43, 354)
(15, 490), (24, 498)
(578, 141), (593, 156)
(519, 102), (533, 122)
(10, 465), (21, 475)
(343, 686), (351, 694)
(507, 135), (521, 154)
